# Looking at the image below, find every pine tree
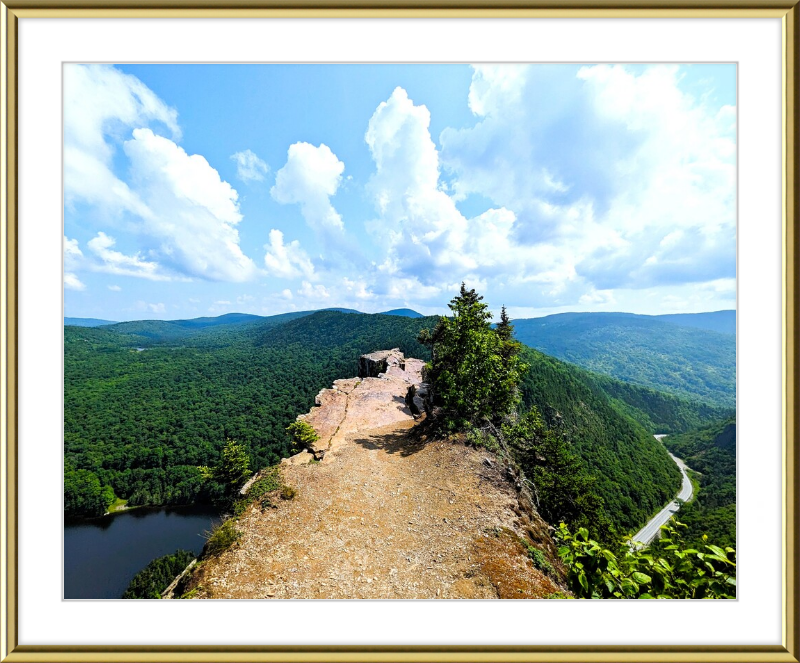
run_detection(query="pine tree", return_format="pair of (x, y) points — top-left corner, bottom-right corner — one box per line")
(422, 285), (525, 429)
(496, 305), (513, 341)
(198, 439), (251, 499)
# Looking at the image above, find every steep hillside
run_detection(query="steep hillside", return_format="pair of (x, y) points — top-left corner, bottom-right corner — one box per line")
(519, 347), (681, 532)
(585, 373), (733, 434)
(513, 312), (735, 407)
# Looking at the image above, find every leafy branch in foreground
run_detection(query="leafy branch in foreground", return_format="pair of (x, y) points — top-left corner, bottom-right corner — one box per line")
(556, 521), (736, 599)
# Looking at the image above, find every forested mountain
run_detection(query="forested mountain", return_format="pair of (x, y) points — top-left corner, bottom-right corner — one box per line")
(65, 310), (724, 531)
(380, 308), (424, 317)
(64, 317), (118, 327)
(512, 312), (735, 407)
(65, 312), (436, 515)
(654, 310), (735, 335)
(518, 347), (681, 531)
(662, 417), (736, 547)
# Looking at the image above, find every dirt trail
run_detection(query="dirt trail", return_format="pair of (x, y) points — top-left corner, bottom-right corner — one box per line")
(189, 356), (561, 599)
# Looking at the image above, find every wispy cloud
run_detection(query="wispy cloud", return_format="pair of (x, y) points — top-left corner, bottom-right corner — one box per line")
(231, 149), (269, 183)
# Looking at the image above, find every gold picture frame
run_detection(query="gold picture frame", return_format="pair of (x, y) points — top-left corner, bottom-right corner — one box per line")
(1, 4), (798, 662)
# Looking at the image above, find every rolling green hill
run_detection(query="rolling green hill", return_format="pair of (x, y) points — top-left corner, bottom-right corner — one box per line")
(513, 312), (735, 407)
(380, 308), (424, 318)
(64, 311), (699, 532)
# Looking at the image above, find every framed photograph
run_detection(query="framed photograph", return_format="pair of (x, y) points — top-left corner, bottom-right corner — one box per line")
(1, 1), (798, 661)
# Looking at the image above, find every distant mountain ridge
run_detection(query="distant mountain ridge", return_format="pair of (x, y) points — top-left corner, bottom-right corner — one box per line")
(64, 317), (118, 327)
(654, 310), (735, 335)
(64, 307), (425, 333)
(512, 311), (735, 407)
(380, 308), (424, 318)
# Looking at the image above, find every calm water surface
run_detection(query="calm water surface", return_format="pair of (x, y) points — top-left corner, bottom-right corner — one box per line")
(64, 505), (220, 599)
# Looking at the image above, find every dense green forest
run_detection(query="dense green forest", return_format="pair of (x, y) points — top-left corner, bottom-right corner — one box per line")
(518, 346), (681, 532)
(64, 312), (435, 514)
(512, 312), (735, 407)
(122, 549), (194, 599)
(584, 373), (733, 434)
(662, 417), (736, 547)
(65, 309), (724, 532)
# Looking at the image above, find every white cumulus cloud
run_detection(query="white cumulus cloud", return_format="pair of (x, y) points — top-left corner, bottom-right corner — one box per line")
(64, 65), (258, 284)
(64, 273), (86, 291)
(272, 142), (345, 236)
(436, 64), (736, 307)
(64, 64), (179, 217)
(87, 232), (172, 281)
(263, 229), (315, 280)
(123, 128), (258, 282)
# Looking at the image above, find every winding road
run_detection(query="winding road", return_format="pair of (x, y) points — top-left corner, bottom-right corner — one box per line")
(631, 434), (693, 547)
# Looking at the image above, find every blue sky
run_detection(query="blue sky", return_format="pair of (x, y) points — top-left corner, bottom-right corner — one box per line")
(63, 63), (736, 321)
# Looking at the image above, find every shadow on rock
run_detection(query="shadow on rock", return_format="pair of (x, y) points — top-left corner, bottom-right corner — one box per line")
(351, 428), (432, 457)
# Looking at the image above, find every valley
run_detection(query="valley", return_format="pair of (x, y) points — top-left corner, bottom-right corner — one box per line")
(64, 305), (736, 599)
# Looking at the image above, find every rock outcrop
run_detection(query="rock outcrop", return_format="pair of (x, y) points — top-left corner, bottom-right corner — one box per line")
(288, 349), (425, 463)
(180, 350), (566, 600)
(358, 348), (405, 378)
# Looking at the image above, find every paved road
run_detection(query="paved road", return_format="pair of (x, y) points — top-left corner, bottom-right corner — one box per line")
(631, 434), (693, 548)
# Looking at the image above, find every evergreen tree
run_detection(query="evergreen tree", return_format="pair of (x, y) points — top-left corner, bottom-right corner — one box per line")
(493, 305), (527, 417)
(422, 285), (525, 429)
(496, 306), (513, 341)
(198, 439), (251, 499)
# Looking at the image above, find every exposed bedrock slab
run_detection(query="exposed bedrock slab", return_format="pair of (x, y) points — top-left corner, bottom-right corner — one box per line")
(286, 350), (424, 464)
(358, 349), (405, 378)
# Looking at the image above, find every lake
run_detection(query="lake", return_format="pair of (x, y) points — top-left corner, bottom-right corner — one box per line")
(64, 505), (220, 599)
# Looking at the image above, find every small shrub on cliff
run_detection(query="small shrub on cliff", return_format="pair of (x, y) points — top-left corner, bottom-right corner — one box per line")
(286, 420), (319, 453)
(523, 540), (554, 575)
(280, 485), (298, 500)
(203, 519), (241, 556)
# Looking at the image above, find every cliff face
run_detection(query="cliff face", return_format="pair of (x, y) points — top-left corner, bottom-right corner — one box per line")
(185, 350), (564, 599)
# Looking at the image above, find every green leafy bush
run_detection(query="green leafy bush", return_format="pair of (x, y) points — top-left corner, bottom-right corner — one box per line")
(556, 521), (736, 599)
